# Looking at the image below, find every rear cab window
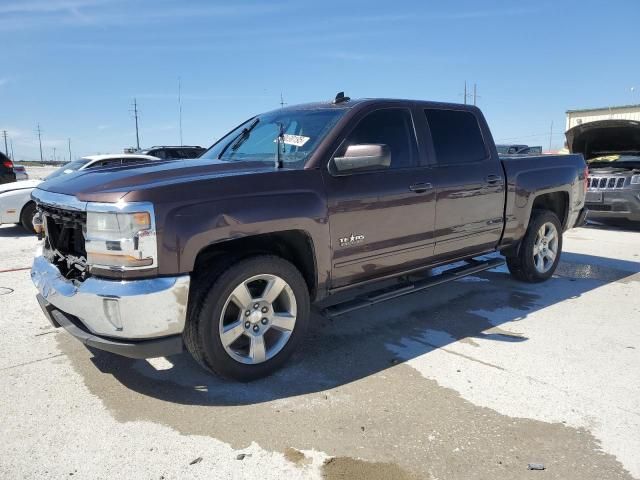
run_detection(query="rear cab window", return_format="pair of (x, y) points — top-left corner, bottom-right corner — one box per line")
(424, 109), (488, 165)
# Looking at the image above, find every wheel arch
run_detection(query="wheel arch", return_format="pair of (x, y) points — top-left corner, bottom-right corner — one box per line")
(530, 191), (569, 229)
(191, 230), (319, 300)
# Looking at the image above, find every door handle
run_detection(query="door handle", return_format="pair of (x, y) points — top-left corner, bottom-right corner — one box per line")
(485, 175), (503, 185)
(409, 182), (433, 193)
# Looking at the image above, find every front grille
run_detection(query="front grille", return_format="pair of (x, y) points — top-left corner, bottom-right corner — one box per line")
(40, 204), (87, 261)
(588, 176), (626, 190)
(39, 204), (86, 227)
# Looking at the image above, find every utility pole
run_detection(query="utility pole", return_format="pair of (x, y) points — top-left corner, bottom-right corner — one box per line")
(1, 130), (7, 156)
(280, 92), (287, 108)
(132, 98), (141, 150)
(36, 124), (44, 162)
(463, 81), (467, 105)
(178, 77), (183, 146)
(549, 121), (554, 152)
(53, 147), (57, 162)
(473, 83), (477, 106)
(68, 138), (72, 161)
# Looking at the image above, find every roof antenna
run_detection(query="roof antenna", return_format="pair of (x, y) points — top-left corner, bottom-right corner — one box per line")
(333, 91), (350, 104)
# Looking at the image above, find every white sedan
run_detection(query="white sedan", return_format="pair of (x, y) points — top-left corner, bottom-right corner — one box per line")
(0, 154), (160, 232)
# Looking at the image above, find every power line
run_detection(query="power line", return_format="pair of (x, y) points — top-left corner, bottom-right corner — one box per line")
(473, 83), (480, 106)
(461, 81), (478, 104)
(178, 77), (183, 146)
(131, 99), (140, 150)
(1, 130), (7, 157)
(36, 124), (44, 162)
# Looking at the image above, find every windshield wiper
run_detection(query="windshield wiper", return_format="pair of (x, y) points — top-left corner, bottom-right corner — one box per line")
(217, 118), (260, 159)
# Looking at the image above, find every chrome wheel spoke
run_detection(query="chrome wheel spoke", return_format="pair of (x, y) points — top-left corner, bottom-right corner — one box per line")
(249, 335), (266, 363)
(532, 221), (559, 273)
(230, 282), (253, 310)
(219, 273), (297, 365)
(271, 313), (296, 332)
(535, 254), (544, 271)
(220, 321), (245, 347)
(261, 276), (286, 304)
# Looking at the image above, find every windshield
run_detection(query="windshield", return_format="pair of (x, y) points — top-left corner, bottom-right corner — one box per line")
(201, 108), (346, 168)
(588, 153), (640, 167)
(45, 158), (91, 180)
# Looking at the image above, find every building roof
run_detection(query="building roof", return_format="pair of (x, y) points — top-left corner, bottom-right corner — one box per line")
(566, 104), (640, 114)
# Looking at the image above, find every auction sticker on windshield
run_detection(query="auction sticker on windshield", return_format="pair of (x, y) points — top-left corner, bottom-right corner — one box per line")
(274, 134), (310, 147)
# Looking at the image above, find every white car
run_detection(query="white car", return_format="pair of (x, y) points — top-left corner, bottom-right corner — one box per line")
(0, 154), (159, 232)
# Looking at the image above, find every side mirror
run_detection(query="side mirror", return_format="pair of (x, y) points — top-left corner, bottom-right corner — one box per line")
(333, 144), (391, 173)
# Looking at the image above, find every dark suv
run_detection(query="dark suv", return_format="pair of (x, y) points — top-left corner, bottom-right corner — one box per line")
(0, 152), (16, 185)
(138, 146), (205, 160)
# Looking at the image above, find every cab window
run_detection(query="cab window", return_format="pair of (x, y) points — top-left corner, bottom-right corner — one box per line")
(339, 108), (418, 169)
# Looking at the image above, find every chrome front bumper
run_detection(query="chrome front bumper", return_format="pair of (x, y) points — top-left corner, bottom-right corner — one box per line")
(31, 253), (190, 340)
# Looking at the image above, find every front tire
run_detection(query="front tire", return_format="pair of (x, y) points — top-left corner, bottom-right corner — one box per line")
(506, 209), (562, 283)
(184, 255), (310, 381)
(20, 201), (37, 233)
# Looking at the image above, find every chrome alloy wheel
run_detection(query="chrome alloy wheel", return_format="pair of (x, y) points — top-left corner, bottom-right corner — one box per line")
(218, 274), (297, 364)
(533, 222), (558, 273)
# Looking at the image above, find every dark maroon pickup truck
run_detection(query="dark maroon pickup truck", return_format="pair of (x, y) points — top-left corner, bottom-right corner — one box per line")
(30, 95), (587, 380)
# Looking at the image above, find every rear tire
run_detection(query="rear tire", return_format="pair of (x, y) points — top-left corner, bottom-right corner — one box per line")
(184, 255), (310, 381)
(506, 209), (562, 283)
(20, 202), (37, 233)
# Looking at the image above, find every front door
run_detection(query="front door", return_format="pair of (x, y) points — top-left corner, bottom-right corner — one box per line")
(323, 107), (436, 289)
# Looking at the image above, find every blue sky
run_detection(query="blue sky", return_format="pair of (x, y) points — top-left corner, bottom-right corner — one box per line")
(1, 0), (639, 161)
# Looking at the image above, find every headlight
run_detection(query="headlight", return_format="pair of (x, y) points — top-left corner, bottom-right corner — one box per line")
(85, 202), (157, 270)
(631, 175), (640, 185)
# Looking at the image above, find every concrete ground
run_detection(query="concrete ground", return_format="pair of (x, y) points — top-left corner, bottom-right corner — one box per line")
(0, 222), (638, 480)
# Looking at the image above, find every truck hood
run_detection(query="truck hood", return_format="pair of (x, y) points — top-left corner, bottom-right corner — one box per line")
(0, 179), (42, 194)
(36, 158), (281, 202)
(565, 119), (640, 160)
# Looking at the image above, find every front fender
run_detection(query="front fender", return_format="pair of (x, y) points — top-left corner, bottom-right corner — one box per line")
(152, 170), (330, 289)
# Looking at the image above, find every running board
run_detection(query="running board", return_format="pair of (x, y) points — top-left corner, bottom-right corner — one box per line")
(323, 257), (505, 317)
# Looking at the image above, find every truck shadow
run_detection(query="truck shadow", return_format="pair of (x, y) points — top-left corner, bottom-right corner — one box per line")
(585, 219), (640, 233)
(0, 225), (33, 238)
(82, 252), (639, 406)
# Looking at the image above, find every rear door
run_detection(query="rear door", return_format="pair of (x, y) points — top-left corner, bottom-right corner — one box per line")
(424, 107), (505, 259)
(324, 106), (436, 289)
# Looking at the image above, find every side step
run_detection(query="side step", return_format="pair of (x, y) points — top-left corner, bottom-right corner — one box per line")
(323, 257), (505, 317)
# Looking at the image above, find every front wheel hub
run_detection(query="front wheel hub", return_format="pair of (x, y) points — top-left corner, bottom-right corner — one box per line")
(218, 273), (298, 365)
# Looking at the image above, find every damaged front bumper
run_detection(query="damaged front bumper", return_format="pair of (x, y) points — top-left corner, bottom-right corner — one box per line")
(31, 252), (190, 358)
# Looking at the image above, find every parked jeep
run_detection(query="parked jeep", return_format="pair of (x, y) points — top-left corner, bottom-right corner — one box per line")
(566, 119), (640, 223)
(31, 95), (587, 380)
